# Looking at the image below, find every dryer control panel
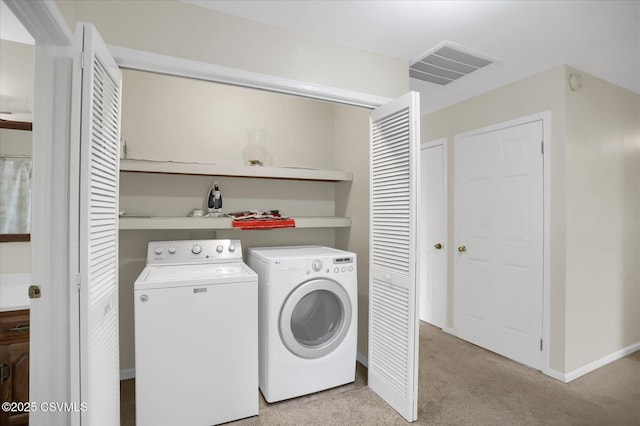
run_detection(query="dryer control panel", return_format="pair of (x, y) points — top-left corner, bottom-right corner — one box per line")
(308, 256), (356, 276)
(146, 239), (243, 266)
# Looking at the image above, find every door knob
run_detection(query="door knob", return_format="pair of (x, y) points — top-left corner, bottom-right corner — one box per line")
(434, 243), (442, 250)
(458, 245), (467, 253)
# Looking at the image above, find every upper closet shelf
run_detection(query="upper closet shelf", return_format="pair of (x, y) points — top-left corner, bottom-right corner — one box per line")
(120, 159), (353, 182)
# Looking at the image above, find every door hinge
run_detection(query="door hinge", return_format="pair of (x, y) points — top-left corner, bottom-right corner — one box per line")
(76, 273), (82, 291)
(80, 52), (85, 69)
(540, 339), (543, 351)
(541, 141), (544, 154)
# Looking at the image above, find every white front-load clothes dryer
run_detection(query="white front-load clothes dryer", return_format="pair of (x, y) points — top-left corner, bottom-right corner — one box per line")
(247, 246), (357, 403)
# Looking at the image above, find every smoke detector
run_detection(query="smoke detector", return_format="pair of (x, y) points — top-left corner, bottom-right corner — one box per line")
(410, 41), (496, 85)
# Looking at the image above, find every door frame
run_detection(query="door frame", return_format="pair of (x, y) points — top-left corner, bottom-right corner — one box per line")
(107, 41), (393, 361)
(5, 1), (407, 422)
(419, 138), (448, 329)
(453, 111), (552, 376)
(3, 1), (76, 425)
(110, 45), (391, 108)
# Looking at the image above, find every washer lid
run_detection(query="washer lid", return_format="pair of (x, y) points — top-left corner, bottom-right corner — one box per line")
(135, 262), (256, 290)
(144, 263), (251, 281)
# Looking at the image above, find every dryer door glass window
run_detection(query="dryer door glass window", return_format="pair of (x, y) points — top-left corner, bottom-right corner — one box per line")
(280, 278), (352, 359)
(291, 290), (341, 347)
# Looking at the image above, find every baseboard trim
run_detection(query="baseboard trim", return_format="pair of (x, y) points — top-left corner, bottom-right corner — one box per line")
(356, 351), (368, 368)
(120, 368), (135, 381)
(442, 326), (457, 336)
(542, 367), (567, 383)
(563, 341), (640, 383)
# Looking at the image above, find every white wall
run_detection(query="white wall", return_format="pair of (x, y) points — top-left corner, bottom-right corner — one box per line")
(422, 64), (640, 375)
(422, 65), (568, 372)
(0, 39), (33, 114)
(53, 0), (410, 372)
(333, 104), (371, 358)
(564, 67), (640, 372)
(0, 40), (33, 275)
(117, 69), (369, 371)
(55, 0), (408, 100)
(121, 69), (336, 169)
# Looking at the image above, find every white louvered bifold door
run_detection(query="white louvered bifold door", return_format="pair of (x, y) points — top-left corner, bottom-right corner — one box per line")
(74, 23), (122, 425)
(369, 92), (420, 422)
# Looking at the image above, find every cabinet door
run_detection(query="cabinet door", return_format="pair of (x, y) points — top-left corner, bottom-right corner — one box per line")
(0, 342), (30, 426)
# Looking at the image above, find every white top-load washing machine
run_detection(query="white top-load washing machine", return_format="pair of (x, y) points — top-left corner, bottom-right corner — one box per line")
(134, 239), (258, 426)
(247, 245), (357, 403)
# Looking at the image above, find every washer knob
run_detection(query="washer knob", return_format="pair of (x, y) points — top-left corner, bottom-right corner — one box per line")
(168, 246), (176, 254)
(312, 260), (322, 272)
(191, 244), (202, 255)
(216, 244), (224, 253)
(154, 246), (164, 255)
(228, 244), (236, 252)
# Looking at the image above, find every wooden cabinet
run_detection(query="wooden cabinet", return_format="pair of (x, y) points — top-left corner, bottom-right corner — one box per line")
(0, 310), (29, 426)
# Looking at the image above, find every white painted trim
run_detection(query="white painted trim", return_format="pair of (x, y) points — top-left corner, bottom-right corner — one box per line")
(453, 111), (552, 376)
(539, 111), (553, 381)
(421, 138), (448, 150)
(109, 45), (392, 109)
(356, 351), (368, 368)
(543, 342), (640, 383)
(6, 2), (76, 426)
(4, 0), (72, 46)
(120, 368), (135, 381)
(564, 342), (640, 383)
(454, 112), (550, 139)
(542, 368), (567, 383)
(419, 138), (449, 329)
(442, 326), (457, 337)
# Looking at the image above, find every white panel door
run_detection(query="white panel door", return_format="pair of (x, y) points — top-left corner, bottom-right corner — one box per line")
(419, 140), (447, 328)
(454, 120), (543, 369)
(369, 92), (420, 422)
(71, 23), (122, 425)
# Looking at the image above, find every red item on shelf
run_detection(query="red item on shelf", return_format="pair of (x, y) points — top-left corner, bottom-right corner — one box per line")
(231, 218), (296, 230)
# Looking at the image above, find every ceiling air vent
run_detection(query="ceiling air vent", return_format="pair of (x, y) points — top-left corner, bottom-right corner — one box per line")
(410, 42), (495, 85)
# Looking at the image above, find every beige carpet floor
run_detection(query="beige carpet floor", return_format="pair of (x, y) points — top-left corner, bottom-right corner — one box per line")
(121, 322), (640, 425)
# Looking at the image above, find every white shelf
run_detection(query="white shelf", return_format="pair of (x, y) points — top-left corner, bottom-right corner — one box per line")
(120, 159), (352, 182)
(119, 216), (351, 230)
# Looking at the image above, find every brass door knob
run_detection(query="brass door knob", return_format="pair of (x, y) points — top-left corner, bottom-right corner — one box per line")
(458, 245), (467, 253)
(434, 243), (442, 250)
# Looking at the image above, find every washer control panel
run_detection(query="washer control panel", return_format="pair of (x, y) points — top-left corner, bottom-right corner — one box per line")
(147, 239), (243, 265)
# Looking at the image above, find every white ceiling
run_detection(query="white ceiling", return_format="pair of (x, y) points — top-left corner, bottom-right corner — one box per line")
(3, 1), (638, 113)
(185, 0), (640, 114)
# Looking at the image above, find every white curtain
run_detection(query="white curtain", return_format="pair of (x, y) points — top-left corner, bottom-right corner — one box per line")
(0, 157), (32, 234)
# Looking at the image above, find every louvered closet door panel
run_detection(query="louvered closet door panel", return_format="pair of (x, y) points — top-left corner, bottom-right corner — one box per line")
(76, 23), (122, 425)
(369, 92), (420, 422)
